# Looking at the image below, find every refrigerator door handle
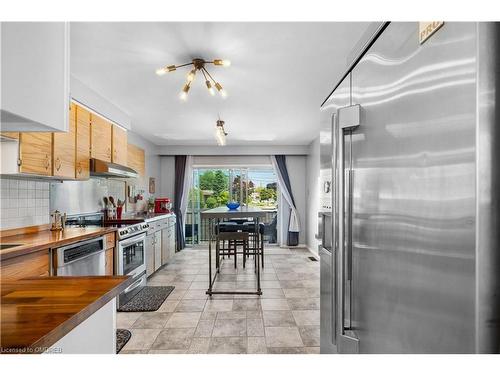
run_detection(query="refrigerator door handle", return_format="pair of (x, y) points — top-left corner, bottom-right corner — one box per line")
(336, 104), (361, 353)
(317, 212), (324, 242)
(331, 112), (338, 346)
(347, 168), (354, 282)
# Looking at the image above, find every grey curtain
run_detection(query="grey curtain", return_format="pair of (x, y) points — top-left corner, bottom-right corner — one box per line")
(273, 155), (299, 246)
(174, 155), (187, 251)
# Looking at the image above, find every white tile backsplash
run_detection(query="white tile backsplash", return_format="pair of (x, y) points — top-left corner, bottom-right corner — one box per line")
(0, 178), (50, 230)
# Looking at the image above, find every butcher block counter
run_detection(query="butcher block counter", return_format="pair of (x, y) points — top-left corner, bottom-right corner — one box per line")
(0, 226), (117, 261)
(1, 276), (132, 354)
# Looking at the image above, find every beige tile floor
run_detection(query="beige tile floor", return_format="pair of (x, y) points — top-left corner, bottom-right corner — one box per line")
(118, 246), (320, 354)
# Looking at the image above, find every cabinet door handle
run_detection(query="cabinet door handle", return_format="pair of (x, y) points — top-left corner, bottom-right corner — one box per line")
(77, 162), (82, 175)
(55, 157), (61, 171)
(45, 155), (50, 170)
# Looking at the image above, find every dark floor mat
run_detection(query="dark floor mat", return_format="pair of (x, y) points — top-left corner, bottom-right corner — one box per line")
(117, 286), (175, 312)
(116, 329), (131, 353)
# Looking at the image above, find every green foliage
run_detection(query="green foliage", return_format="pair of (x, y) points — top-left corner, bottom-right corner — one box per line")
(205, 196), (218, 209)
(259, 188), (276, 201)
(199, 170), (228, 196)
(255, 186), (276, 200)
(192, 169), (278, 211)
(197, 170), (231, 209)
(218, 190), (230, 205)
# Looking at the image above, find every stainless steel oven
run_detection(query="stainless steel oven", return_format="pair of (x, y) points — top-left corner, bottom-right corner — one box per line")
(116, 222), (149, 306)
(118, 233), (146, 277)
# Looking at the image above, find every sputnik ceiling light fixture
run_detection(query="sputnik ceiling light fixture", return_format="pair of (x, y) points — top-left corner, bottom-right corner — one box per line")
(215, 118), (228, 146)
(156, 58), (230, 101)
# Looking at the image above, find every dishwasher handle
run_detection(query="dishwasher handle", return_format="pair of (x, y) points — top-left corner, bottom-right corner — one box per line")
(56, 236), (105, 266)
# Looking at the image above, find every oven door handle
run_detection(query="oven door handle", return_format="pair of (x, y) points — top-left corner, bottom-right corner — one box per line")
(123, 276), (144, 294)
(119, 233), (146, 247)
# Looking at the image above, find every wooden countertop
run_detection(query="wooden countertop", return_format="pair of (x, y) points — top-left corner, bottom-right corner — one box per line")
(0, 227), (117, 261)
(0, 276), (132, 353)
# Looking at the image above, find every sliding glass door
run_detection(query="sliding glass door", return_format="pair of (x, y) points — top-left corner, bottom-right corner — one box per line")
(185, 167), (278, 245)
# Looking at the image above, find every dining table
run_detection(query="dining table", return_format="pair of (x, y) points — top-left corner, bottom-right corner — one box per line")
(200, 205), (267, 296)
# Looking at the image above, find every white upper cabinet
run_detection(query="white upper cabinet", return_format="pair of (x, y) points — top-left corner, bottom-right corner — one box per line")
(0, 22), (70, 132)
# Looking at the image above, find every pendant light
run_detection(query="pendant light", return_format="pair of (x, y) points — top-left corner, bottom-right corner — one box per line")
(215, 119), (228, 146)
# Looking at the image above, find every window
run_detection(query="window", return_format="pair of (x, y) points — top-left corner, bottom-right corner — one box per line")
(185, 167), (278, 245)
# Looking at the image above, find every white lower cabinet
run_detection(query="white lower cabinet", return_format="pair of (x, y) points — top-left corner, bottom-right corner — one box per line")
(45, 298), (116, 354)
(161, 218), (176, 265)
(146, 215), (176, 277)
(146, 233), (155, 277)
(154, 230), (162, 272)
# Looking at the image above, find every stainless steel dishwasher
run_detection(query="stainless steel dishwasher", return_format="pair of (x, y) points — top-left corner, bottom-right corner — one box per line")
(54, 236), (106, 276)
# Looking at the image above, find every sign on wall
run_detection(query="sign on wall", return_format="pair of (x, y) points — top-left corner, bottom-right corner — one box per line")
(419, 22), (444, 44)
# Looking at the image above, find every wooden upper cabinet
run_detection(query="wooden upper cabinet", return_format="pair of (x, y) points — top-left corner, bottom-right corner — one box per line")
(127, 143), (145, 176)
(0, 132), (19, 140)
(52, 104), (76, 178)
(19, 133), (52, 175)
(112, 125), (127, 166)
(90, 114), (112, 162)
(75, 105), (91, 179)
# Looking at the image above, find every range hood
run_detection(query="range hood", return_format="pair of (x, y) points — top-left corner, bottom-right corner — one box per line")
(90, 158), (138, 178)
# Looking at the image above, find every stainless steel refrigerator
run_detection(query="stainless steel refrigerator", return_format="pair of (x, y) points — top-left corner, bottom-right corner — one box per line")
(319, 22), (500, 353)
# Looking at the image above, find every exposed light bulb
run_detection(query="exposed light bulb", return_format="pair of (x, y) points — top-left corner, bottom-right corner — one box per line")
(213, 59), (231, 67)
(156, 68), (167, 76)
(215, 82), (227, 98)
(180, 83), (190, 101)
(215, 120), (227, 146)
(187, 69), (196, 83)
(206, 80), (215, 96)
(215, 128), (226, 146)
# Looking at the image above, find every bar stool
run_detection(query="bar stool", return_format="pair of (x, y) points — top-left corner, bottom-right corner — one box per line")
(217, 222), (238, 261)
(240, 221), (265, 268)
(216, 231), (249, 269)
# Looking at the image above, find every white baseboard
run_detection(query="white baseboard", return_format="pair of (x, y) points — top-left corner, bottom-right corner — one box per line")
(305, 246), (319, 259)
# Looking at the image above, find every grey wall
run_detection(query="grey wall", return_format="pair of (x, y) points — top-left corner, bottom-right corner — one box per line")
(157, 145), (308, 156)
(71, 75), (131, 130)
(306, 136), (320, 254)
(159, 156), (176, 201)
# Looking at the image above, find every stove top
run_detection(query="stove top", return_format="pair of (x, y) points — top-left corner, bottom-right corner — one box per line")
(116, 222), (149, 240)
(65, 213), (104, 227)
(65, 212), (149, 240)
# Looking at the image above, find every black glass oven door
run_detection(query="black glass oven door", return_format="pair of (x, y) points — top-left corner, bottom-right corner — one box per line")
(122, 240), (145, 275)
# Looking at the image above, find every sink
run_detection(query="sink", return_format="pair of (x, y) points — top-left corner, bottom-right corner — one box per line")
(0, 244), (23, 250)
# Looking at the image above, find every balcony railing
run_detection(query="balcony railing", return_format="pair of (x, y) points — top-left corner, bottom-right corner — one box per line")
(185, 208), (277, 244)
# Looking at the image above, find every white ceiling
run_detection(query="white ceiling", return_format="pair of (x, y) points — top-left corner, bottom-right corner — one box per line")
(70, 22), (371, 146)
